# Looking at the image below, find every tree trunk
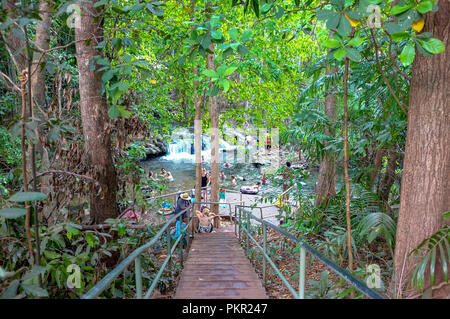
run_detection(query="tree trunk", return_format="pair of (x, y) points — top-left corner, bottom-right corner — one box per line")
(31, 0), (51, 114)
(74, 0), (118, 223)
(377, 144), (397, 212)
(315, 65), (337, 207)
(207, 46), (220, 223)
(393, 0), (450, 298)
(191, 0), (202, 232)
(2, 0), (28, 75)
(31, 0), (52, 196)
(343, 57), (353, 271)
(369, 147), (385, 190)
(193, 72), (202, 228)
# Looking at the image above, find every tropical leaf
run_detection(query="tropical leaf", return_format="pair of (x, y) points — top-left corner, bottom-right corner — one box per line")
(9, 192), (48, 202)
(408, 212), (450, 292)
(0, 207), (27, 219)
(357, 212), (396, 247)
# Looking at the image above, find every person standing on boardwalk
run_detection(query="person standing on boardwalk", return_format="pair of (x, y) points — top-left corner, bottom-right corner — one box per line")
(175, 193), (192, 224)
(201, 168), (210, 201)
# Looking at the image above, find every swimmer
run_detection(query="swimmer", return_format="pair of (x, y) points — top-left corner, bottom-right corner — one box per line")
(165, 171), (174, 182)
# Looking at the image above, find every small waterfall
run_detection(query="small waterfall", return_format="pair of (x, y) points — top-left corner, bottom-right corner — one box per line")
(164, 138), (194, 161)
(162, 129), (238, 162)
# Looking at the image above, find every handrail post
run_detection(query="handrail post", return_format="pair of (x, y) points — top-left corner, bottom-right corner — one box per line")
(135, 254), (142, 299)
(299, 247), (306, 299)
(187, 206), (192, 249)
(246, 211), (250, 257)
(179, 215), (183, 267)
(238, 208), (242, 243)
(166, 228), (172, 271)
(234, 206), (237, 237)
(179, 243), (183, 267)
(263, 223), (267, 287)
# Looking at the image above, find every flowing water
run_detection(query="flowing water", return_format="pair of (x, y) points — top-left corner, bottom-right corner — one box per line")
(142, 128), (318, 199)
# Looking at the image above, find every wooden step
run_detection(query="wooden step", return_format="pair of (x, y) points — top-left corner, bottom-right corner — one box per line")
(174, 232), (267, 299)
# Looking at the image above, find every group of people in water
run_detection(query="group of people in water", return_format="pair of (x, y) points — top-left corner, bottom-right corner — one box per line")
(148, 168), (174, 182)
(202, 164), (266, 194)
(148, 160), (289, 194)
(148, 161), (270, 196)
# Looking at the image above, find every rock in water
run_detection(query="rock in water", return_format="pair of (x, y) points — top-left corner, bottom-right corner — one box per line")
(144, 135), (168, 159)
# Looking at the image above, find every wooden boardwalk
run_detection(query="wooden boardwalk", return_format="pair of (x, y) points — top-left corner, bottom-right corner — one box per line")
(174, 229), (267, 299)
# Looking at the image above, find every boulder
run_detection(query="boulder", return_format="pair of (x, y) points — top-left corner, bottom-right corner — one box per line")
(144, 135), (168, 159)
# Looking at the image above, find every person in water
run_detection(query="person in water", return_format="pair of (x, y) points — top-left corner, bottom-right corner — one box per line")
(160, 168), (167, 176)
(237, 176), (247, 182)
(230, 175), (236, 186)
(148, 170), (157, 181)
(165, 171), (174, 182)
(220, 171), (226, 182)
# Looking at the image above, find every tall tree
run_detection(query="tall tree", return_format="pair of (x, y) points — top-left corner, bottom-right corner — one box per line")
(315, 65), (337, 207)
(30, 0), (52, 194)
(393, 0), (449, 298)
(204, 2), (219, 219)
(207, 43), (220, 218)
(74, 0), (118, 223)
(30, 0), (51, 115)
(377, 144), (397, 213)
(1, 0), (27, 76)
(191, 0), (202, 216)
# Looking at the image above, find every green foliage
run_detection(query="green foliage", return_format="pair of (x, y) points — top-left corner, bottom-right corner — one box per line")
(357, 212), (396, 248)
(0, 207), (27, 219)
(281, 108), (336, 162)
(0, 127), (21, 169)
(0, 212), (175, 298)
(1, 0), (446, 300)
(305, 269), (366, 299)
(9, 192), (48, 202)
(0, 92), (18, 118)
(408, 212), (450, 292)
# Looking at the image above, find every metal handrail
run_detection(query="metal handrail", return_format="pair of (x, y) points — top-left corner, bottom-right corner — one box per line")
(146, 188), (198, 201)
(236, 207), (387, 299)
(146, 186), (241, 204)
(221, 188), (241, 194)
(82, 205), (193, 299)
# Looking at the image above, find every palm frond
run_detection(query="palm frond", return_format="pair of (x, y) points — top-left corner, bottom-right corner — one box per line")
(408, 212), (450, 292)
